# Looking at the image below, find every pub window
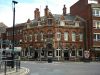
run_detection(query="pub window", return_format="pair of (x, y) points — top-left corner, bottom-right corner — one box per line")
(48, 51), (52, 56)
(78, 50), (83, 56)
(71, 50), (75, 56)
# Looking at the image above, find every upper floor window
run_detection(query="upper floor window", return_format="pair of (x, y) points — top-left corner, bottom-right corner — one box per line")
(41, 32), (44, 41)
(79, 33), (83, 41)
(64, 32), (68, 41)
(24, 35), (27, 42)
(56, 32), (61, 41)
(93, 20), (100, 29)
(72, 32), (76, 42)
(34, 34), (37, 42)
(28, 34), (32, 42)
(93, 8), (100, 17)
(94, 33), (100, 41)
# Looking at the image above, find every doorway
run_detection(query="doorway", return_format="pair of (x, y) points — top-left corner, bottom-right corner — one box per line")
(64, 51), (69, 60)
(34, 51), (38, 59)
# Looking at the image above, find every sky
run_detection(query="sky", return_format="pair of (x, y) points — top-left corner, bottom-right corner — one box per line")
(0, 0), (78, 27)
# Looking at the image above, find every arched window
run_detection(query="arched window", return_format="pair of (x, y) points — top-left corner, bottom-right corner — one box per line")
(64, 32), (68, 41)
(57, 32), (61, 41)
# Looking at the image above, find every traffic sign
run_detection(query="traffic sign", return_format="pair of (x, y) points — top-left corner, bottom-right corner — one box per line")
(84, 51), (90, 59)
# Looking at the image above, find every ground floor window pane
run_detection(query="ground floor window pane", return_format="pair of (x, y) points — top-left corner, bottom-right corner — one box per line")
(72, 50), (75, 56)
(79, 51), (82, 56)
(56, 50), (58, 56)
(48, 51), (52, 56)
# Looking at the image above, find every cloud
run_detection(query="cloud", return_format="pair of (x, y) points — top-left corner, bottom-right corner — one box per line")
(0, 0), (78, 27)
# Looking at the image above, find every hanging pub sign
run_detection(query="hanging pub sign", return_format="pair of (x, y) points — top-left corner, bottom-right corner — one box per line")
(84, 51), (90, 59)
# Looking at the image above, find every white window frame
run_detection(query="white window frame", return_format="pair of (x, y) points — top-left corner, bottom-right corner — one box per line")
(41, 32), (44, 41)
(75, 21), (79, 27)
(34, 34), (37, 42)
(94, 33), (100, 41)
(55, 48), (61, 57)
(93, 8), (100, 17)
(60, 21), (65, 26)
(64, 32), (68, 41)
(93, 20), (100, 29)
(56, 32), (61, 41)
(38, 21), (41, 26)
(72, 32), (76, 42)
(79, 33), (83, 41)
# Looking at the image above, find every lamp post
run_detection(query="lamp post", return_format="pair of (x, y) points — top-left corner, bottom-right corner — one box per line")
(12, 0), (18, 68)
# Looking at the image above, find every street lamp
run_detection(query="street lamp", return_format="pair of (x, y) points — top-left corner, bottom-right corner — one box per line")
(12, 0), (18, 68)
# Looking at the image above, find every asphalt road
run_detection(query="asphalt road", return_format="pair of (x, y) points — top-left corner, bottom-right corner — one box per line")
(21, 61), (100, 75)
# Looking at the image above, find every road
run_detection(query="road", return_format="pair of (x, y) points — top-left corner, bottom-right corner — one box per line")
(21, 61), (100, 75)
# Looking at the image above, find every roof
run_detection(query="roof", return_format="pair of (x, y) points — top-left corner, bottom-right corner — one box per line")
(53, 14), (84, 21)
(64, 14), (76, 21)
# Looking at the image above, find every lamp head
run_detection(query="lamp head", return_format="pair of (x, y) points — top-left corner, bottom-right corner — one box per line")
(12, 0), (18, 4)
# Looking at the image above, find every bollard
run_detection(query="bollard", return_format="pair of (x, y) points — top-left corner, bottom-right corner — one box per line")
(4, 61), (7, 75)
(16, 60), (18, 72)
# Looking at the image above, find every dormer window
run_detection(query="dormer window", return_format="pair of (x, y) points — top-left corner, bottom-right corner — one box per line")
(60, 21), (65, 26)
(48, 18), (52, 26)
(75, 21), (79, 27)
(38, 21), (41, 26)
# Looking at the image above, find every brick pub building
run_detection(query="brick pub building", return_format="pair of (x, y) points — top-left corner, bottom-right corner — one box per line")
(70, 0), (100, 60)
(21, 5), (85, 61)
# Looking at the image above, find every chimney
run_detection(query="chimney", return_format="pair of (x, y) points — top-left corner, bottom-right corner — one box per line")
(63, 5), (67, 16)
(44, 5), (49, 16)
(27, 19), (31, 23)
(34, 8), (40, 20)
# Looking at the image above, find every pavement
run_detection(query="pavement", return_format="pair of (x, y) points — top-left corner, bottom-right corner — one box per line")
(0, 67), (29, 75)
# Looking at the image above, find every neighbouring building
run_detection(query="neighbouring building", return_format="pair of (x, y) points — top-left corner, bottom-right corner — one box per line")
(6, 23), (25, 53)
(0, 22), (7, 49)
(70, 0), (100, 59)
